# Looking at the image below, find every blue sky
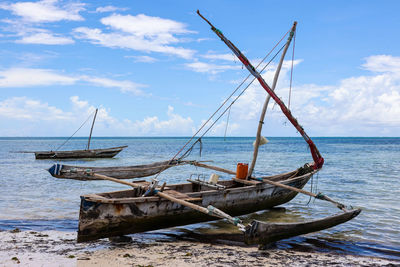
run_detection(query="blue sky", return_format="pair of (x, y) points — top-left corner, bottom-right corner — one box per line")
(0, 0), (399, 137)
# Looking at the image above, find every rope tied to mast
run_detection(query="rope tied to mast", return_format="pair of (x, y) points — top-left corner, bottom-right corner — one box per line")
(224, 106), (232, 141)
(150, 18), (291, 181)
(178, 138), (203, 161)
(54, 109), (97, 151)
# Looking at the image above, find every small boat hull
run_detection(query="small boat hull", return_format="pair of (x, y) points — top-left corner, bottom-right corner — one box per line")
(77, 165), (317, 242)
(244, 209), (362, 245)
(35, 146), (127, 159)
(48, 159), (185, 180)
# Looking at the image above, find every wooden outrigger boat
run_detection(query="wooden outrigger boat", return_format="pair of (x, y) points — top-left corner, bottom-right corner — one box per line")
(66, 11), (361, 245)
(24, 108), (127, 159)
(78, 165), (315, 242)
(78, 164), (360, 243)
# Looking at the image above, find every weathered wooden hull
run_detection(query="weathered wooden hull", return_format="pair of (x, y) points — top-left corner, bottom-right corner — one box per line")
(78, 165), (318, 242)
(35, 146), (127, 159)
(48, 159), (186, 180)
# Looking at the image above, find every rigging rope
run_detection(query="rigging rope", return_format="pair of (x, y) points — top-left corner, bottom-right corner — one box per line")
(191, 44), (286, 143)
(152, 27), (291, 180)
(306, 174), (314, 205)
(54, 109), (96, 151)
(224, 106), (231, 141)
(179, 138), (203, 160)
(178, 43), (286, 162)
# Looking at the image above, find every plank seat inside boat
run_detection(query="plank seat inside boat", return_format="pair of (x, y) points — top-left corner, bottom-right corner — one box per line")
(162, 189), (191, 199)
(161, 189), (202, 202)
(232, 178), (262, 185)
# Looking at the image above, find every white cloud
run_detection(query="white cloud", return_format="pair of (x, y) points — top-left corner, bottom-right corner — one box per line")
(321, 72), (400, 129)
(126, 55), (158, 63)
(362, 55), (400, 73)
(101, 14), (192, 37)
(0, 0), (85, 23)
(185, 61), (240, 75)
(0, 96), (70, 121)
(227, 56), (400, 136)
(70, 95), (89, 110)
(184, 101), (204, 107)
(95, 5), (127, 13)
(16, 31), (74, 45)
(196, 37), (213, 42)
(185, 55), (299, 77)
(0, 1), (84, 45)
(0, 97), (194, 136)
(80, 76), (148, 95)
(73, 14), (196, 59)
(201, 51), (236, 61)
(128, 106), (194, 135)
(205, 120), (240, 136)
(0, 67), (147, 95)
(0, 68), (77, 87)
(1, 55), (399, 137)
(15, 51), (57, 66)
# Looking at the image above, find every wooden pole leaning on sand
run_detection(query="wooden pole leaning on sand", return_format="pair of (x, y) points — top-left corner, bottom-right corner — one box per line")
(91, 172), (246, 231)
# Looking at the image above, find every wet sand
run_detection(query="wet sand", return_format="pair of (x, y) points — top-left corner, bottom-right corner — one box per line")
(1, 229), (399, 267)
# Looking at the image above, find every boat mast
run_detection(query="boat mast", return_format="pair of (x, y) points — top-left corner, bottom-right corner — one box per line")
(87, 108), (98, 150)
(248, 22), (297, 178)
(197, 10), (324, 170)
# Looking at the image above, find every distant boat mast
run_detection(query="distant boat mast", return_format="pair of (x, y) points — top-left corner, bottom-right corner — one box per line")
(87, 108), (98, 150)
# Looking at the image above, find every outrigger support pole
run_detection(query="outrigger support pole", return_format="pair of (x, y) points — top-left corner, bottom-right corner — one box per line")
(197, 10), (324, 170)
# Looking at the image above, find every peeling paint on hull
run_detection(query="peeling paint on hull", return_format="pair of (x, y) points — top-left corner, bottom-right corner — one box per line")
(78, 166), (317, 242)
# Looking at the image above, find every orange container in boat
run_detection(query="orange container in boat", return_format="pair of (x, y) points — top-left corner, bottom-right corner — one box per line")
(236, 163), (248, 179)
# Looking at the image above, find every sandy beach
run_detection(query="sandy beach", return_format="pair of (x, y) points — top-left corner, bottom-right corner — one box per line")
(1, 229), (399, 267)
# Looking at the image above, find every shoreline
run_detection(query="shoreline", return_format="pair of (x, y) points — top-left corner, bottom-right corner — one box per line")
(1, 229), (399, 266)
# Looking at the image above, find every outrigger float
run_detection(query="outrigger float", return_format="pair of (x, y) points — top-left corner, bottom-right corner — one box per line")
(54, 11), (361, 246)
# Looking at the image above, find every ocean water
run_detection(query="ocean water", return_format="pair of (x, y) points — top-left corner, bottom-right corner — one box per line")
(0, 137), (399, 260)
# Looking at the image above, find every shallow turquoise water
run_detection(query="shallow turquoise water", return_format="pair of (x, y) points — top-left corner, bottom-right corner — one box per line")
(0, 137), (399, 259)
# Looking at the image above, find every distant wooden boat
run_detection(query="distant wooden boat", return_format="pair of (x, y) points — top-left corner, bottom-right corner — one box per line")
(36, 145), (128, 160)
(26, 108), (127, 159)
